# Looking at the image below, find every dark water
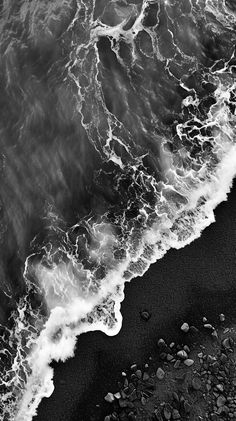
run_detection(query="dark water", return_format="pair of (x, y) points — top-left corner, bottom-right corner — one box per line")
(0, 1), (235, 420)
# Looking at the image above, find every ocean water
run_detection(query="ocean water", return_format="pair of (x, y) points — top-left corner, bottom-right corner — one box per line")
(0, 0), (235, 419)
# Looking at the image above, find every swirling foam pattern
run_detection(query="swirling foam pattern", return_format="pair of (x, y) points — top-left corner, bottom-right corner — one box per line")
(0, 0), (235, 419)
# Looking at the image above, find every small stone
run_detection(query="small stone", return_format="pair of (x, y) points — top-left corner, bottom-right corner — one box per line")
(122, 372), (127, 377)
(216, 384), (224, 392)
(184, 359), (194, 367)
(192, 377), (202, 390)
(141, 396), (146, 405)
(219, 314), (225, 322)
(145, 363), (149, 368)
(177, 350), (188, 360)
(135, 370), (142, 379)
(119, 399), (128, 408)
(212, 330), (218, 339)
(203, 317), (207, 323)
(220, 353), (227, 363)
(183, 345), (190, 353)
(156, 367), (165, 380)
(206, 384), (211, 392)
(217, 396), (226, 407)
(104, 416), (111, 421)
(105, 393), (115, 403)
(189, 325), (199, 333)
(131, 364), (137, 371)
(174, 360), (181, 369)
(184, 400), (191, 413)
(172, 409), (180, 420)
(166, 354), (174, 361)
(170, 342), (175, 348)
(140, 310), (151, 321)
(172, 392), (179, 402)
(143, 372), (149, 381)
(204, 323), (214, 329)
(222, 338), (231, 349)
(181, 323), (189, 333)
(114, 392), (121, 399)
(158, 338), (166, 347)
(163, 404), (172, 420)
(160, 352), (167, 360)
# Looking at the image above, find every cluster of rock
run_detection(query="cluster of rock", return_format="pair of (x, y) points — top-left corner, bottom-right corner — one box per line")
(102, 314), (236, 421)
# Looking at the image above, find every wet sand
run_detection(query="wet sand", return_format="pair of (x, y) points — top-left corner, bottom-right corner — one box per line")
(35, 180), (236, 421)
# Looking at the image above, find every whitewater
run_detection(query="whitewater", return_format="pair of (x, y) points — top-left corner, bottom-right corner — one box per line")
(0, 0), (235, 420)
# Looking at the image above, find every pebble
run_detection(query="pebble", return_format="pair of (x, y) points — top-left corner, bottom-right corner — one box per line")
(105, 393), (115, 403)
(143, 372), (149, 381)
(166, 354), (174, 361)
(192, 377), (202, 390)
(172, 409), (181, 419)
(222, 338), (231, 349)
(131, 364), (137, 371)
(135, 370), (142, 379)
(184, 400), (191, 413)
(158, 338), (166, 347)
(140, 310), (151, 321)
(174, 360), (181, 369)
(204, 323), (214, 329)
(216, 384), (224, 392)
(217, 396), (226, 407)
(114, 392), (121, 399)
(156, 367), (165, 380)
(104, 416), (111, 421)
(177, 350), (188, 360)
(219, 314), (225, 322)
(203, 317), (208, 323)
(183, 345), (190, 353)
(122, 372), (126, 377)
(163, 404), (172, 420)
(181, 322), (189, 333)
(184, 359), (194, 367)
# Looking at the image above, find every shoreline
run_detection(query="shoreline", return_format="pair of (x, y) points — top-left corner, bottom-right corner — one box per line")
(34, 180), (236, 421)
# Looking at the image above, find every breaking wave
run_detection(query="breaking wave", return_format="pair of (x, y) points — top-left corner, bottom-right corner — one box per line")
(0, 0), (236, 420)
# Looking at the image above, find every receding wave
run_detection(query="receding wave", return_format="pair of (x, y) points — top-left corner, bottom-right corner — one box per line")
(0, 0), (236, 420)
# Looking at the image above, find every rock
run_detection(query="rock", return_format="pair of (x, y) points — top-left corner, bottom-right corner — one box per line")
(184, 400), (192, 413)
(114, 392), (121, 399)
(219, 314), (225, 322)
(160, 352), (167, 360)
(119, 399), (129, 408)
(135, 370), (142, 379)
(170, 342), (175, 348)
(220, 353), (227, 363)
(158, 338), (166, 347)
(131, 364), (137, 371)
(156, 367), (165, 380)
(104, 416), (111, 421)
(166, 354), (174, 361)
(174, 360), (181, 369)
(212, 330), (218, 339)
(129, 389), (137, 401)
(203, 317), (207, 323)
(163, 404), (172, 420)
(122, 372), (127, 377)
(192, 377), (202, 390)
(183, 345), (190, 353)
(141, 396), (146, 405)
(140, 310), (151, 321)
(189, 325), (199, 333)
(105, 393), (115, 403)
(222, 338), (231, 349)
(216, 384), (224, 392)
(173, 392), (179, 402)
(172, 409), (180, 419)
(184, 359), (194, 367)
(217, 396), (226, 407)
(204, 323), (214, 329)
(181, 322), (189, 333)
(177, 350), (188, 360)
(143, 372), (150, 381)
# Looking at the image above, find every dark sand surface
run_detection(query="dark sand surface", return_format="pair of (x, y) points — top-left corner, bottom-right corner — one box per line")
(35, 180), (236, 421)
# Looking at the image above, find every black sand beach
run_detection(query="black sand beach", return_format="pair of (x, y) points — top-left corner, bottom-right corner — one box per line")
(34, 180), (236, 421)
